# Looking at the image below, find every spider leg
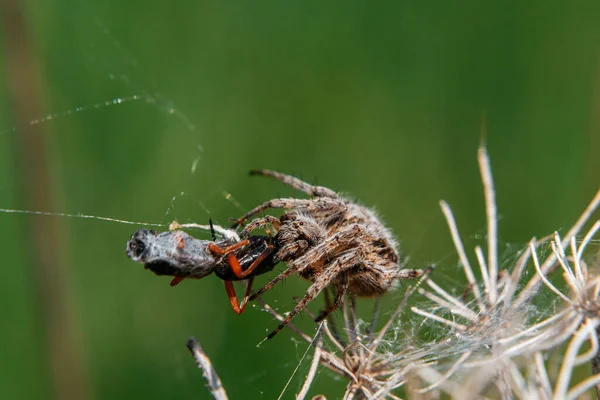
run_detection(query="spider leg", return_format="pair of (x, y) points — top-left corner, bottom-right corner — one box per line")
(273, 240), (310, 262)
(248, 260), (300, 301)
(249, 225), (362, 301)
(249, 169), (339, 199)
(231, 198), (312, 228)
(322, 287), (346, 347)
(231, 197), (343, 228)
(240, 215), (281, 237)
(266, 257), (347, 340)
(394, 267), (431, 280)
(224, 277), (254, 314)
(283, 224), (363, 274)
(315, 273), (349, 322)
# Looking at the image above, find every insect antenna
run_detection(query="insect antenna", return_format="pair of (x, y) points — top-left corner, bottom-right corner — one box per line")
(209, 218), (217, 241)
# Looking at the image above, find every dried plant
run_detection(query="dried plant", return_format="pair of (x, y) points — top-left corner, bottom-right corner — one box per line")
(186, 337), (229, 400)
(408, 148), (600, 399)
(185, 145), (600, 400)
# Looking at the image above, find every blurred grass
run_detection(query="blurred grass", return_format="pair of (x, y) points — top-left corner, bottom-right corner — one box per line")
(1, 1), (599, 399)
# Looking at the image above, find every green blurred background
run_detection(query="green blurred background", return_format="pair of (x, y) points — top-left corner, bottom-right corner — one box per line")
(1, 1), (599, 399)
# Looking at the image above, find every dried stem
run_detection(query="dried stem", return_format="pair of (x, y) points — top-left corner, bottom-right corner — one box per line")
(592, 325), (600, 398)
(477, 145), (499, 306)
(186, 337), (228, 400)
(440, 200), (485, 312)
(296, 334), (323, 400)
(514, 188), (600, 310)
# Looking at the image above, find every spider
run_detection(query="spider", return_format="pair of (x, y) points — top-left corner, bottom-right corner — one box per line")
(231, 170), (428, 339)
(126, 224), (278, 315)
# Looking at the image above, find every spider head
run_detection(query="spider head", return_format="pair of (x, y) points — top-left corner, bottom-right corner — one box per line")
(291, 214), (325, 244)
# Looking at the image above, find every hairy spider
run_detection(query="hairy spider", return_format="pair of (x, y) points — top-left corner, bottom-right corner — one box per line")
(126, 225), (277, 314)
(232, 170), (428, 339)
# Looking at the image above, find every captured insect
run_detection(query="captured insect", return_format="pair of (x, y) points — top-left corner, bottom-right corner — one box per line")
(126, 223), (278, 314)
(229, 170), (430, 339)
